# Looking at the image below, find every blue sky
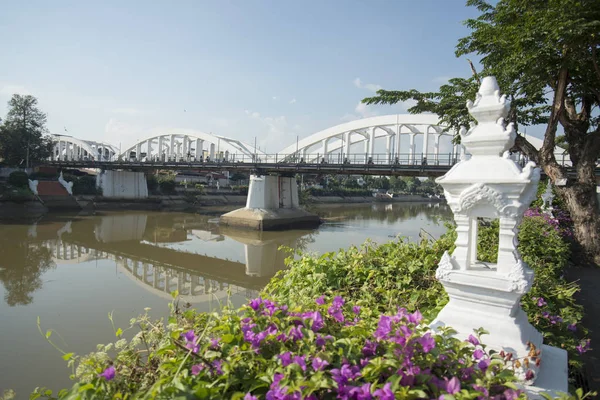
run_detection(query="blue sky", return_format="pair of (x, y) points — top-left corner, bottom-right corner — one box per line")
(0, 0), (504, 152)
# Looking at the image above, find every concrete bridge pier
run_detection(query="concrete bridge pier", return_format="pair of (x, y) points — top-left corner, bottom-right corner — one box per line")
(220, 174), (320, 230)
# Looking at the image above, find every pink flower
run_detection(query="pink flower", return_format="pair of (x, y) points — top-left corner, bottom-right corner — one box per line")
(373, 383), (394, 400)
(191, 364), (204, 375)
(466, 334), (479, 346)
(446, 377), (460, 394)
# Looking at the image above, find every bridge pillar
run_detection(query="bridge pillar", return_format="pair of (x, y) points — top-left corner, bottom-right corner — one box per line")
(368, 127), (376, 160)
(195, 139), (203, 160)
(170, 135), (175, 160)
(96, 170), (149, 199)
(386, 135), (393, 163)
(434, 134), (440, 164)
(409, 133), (416, 164)
(210, 143), (215, 160)
(220, 174), (320, 231)
(344, 132), (351, 160)
(321, 138), (328, 162)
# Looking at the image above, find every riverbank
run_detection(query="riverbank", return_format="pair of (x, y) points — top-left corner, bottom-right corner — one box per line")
(0, 193), (443, 216)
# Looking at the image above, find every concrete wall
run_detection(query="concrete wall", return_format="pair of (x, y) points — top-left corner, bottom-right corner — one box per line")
(246, 175), (299, 209)
(97, 170), (148, 198)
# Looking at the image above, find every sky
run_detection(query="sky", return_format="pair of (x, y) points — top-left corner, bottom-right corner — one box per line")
(0, 0), (528, 154)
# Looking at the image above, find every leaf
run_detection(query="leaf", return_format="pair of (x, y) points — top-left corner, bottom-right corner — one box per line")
(171, 290), (179, 299)
(45, 330), (52, 339)
(221, 334), (235, 344)
(116, 328), (123, 337)
(62, 352), (74, 361)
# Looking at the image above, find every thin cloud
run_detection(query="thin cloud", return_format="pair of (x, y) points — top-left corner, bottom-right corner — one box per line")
(111, 107), (145, 116)
(353, 77), (382, 92)
(289, 98), (297, 104)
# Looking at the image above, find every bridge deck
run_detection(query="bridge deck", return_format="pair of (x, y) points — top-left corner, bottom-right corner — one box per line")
(44, 160), (597, 177)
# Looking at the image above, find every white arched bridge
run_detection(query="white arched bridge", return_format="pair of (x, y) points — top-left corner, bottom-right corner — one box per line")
(47, 114), (584, 176)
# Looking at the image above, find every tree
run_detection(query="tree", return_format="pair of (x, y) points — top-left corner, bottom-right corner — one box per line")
(0, 94), (53, 167)
(363, 0), (600, 264)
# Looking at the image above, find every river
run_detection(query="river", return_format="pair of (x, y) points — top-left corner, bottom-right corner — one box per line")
(0, 202), (451, 396)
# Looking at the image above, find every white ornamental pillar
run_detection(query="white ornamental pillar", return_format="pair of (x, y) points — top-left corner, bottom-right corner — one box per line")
(210, 143), (215, 160)
(434, 134), (440, 164)
(158, 136), (163, 160)
(386, 135), (392, 163)
(136, 143), (142, 161)
(182, 136), (188, 159)
(321, 138), (328, 162)
(431, 77), (566, 394)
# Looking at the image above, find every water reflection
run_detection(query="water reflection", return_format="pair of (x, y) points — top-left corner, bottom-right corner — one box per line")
(0, 223), (56, 306)
(0, 203), (451, 308)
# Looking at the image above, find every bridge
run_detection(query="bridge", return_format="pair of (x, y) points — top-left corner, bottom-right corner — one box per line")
(45, 114), (588, 177)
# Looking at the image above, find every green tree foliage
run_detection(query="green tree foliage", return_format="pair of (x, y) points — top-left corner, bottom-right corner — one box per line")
(0, 95), (53, 167)
(362, 0), (600, 264)
(7, 171), (29, 188)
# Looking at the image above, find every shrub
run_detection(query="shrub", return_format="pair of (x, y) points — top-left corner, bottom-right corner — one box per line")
(72, 175), (98, 195)
(305, 187), (372, 197)
(7, 171), (29, 188)
(231, 185), (249, 195)
(146, 175), (158, 194)
(34, 296), (528, 399)
(158, 177), (176, 194)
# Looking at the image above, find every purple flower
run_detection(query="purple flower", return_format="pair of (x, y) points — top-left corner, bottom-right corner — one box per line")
(568, 323), (577, 332)
(537, 297), (547, 307)
(316, 334), (333, 347)
(279, 352), (293, 367)
(332, 296), (345, 308)
(293, 355), (307, 371)
(417, 333), (436, 353)
(309, 311), (324, 331)
(349, 383), (372, 400)
(362, 340), (378, 357)
(331, 363), (361, 385)
(289, 325), (304, 341)
(183, 330), (196, 342)
(249, 297), (263, 311)
(477, 358), (491, 372)
(373, 383), (394, 400)
(407, 310), (423, 324)
(353, 305), (361, 315)
(577, 339), (591, 354)
(99, 366), (115, 381)
(312, 357), (329, 371)
(473, 348), (484, 360)
(472, 385), (489, 397)
(212, 359), (223, 375)
(210, 338), (220, 349)
(466, 334), (479, 346)
(374, 315), (392, 340)
(244, 393), (258, 400)
(542, 311), (550, 318)
(446, 377), (460, 394)
(191, 364), (204, 375)
(328, 306), (345, 323)
(316, 295), (325, 305)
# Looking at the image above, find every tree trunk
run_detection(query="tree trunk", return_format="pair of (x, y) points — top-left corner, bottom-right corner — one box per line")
(557, 183), (600, 265)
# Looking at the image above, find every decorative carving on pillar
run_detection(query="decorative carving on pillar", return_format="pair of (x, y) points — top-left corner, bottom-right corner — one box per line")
(430, 77), (564, 388)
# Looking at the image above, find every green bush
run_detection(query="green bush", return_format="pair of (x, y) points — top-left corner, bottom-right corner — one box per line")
(7, 171), (29, 188)
(146, 175), (158, 194)
(231, 185), (249, 195)
(305, 187), (372, 197)
(72, 175), (98, 195)
(158, 177), (176, 194)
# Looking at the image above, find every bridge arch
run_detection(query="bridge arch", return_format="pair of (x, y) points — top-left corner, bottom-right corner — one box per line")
(51, 135), (119, 161)
(119, 132), (264, 162)
(278, 114), (456, 164)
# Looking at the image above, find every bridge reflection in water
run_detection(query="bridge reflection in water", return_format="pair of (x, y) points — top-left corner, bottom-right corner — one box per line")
(36, 212), (315, 304)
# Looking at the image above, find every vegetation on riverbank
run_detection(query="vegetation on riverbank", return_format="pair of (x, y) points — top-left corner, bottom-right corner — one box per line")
(25, 197), (593, 399)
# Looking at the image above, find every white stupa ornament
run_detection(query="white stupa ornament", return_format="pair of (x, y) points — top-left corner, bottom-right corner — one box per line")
(431, 77), (567, 396)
